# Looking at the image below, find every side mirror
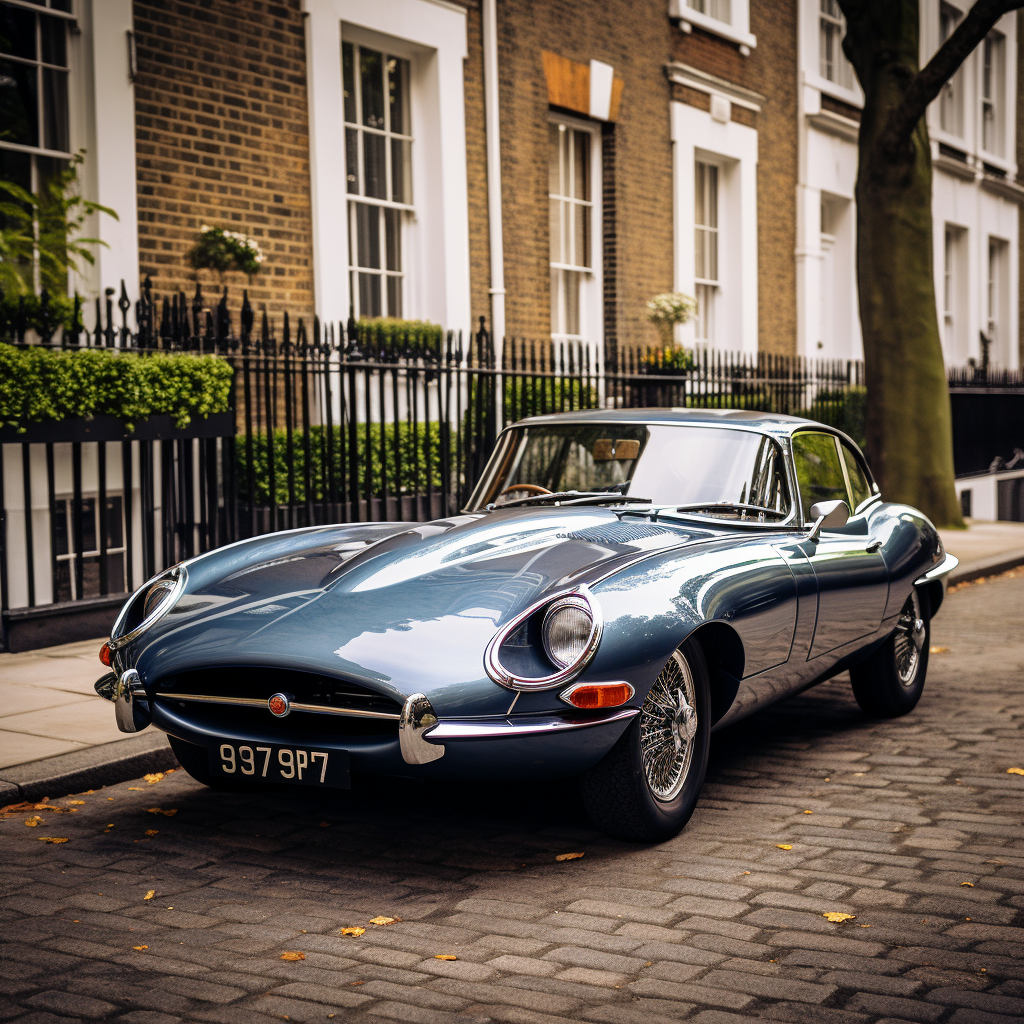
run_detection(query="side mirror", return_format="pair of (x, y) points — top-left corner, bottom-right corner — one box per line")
(807, 499), (849, 542)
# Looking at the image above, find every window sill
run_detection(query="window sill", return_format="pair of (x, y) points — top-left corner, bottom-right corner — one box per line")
(804, 73), (862, 110)
(668, 1), (756, 51)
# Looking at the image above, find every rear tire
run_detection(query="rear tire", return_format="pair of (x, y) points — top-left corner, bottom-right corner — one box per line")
(850, 589), (930, 718)
(580, 639), (710, 842)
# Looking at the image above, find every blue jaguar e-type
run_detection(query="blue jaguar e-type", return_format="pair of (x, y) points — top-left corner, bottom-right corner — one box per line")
(96, 409), (957, 840)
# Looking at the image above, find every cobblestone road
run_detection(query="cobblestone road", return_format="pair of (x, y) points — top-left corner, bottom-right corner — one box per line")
(2, 574), (1023, 1024)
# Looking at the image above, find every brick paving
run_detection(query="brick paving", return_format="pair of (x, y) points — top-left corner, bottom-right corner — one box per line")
(1, 573), (1022, 1024)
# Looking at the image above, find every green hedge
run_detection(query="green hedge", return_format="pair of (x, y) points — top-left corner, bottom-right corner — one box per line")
(0, 344), (234, 431)
(236, 422), (457, 505)
(356, 318), (443, 354)
(800, 387), (866, 449)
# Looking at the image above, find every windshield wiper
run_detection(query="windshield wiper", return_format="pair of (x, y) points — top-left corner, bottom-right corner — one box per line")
(487, 490), (652, 510)
(673, 502), (788, 520)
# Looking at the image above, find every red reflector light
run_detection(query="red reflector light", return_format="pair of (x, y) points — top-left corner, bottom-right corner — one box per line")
(99, 642), (112, 667)
(564, 683), (633, 709)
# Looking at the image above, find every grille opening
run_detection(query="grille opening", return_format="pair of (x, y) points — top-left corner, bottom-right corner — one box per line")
(153, 667), (402, 737)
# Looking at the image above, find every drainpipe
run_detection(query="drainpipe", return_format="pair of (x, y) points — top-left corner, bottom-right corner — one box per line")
(482, 0), (506, 395)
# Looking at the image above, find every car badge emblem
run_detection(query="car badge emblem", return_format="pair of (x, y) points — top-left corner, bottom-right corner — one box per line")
(268, 693), (291, 718)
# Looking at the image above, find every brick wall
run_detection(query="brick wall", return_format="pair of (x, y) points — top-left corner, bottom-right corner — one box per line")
(132, 0), (314, 318)
(490, 0), (675, 346)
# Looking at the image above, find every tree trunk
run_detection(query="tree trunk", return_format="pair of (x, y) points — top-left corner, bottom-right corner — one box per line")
(848, 1), (964, 527)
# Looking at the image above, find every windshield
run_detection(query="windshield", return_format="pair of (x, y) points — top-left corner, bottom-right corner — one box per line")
(466, 423), (792, 516)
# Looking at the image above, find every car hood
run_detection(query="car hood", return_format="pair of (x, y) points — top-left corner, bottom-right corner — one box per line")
(135, 508), (701, 715)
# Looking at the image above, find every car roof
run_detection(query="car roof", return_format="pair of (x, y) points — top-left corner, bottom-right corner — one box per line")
(510, 407), (822, 438)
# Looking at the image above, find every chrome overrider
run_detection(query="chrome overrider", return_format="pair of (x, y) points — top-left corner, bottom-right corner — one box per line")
(95, 668), (150, 734)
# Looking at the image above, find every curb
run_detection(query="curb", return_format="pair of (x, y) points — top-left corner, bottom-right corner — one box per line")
(0, 732), (178, 805)
(948, 551), (1024, 586)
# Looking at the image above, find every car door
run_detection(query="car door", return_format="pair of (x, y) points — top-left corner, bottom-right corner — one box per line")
(792, 430), (889, 658)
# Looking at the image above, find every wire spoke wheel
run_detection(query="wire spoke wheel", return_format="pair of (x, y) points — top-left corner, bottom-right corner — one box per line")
(894, 591), (926, 688)
(639, 650), (698, 801)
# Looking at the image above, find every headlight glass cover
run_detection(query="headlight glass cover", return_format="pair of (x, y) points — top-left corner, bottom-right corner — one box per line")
(109, 565), (187, 649)
(542, 596), (595, 670)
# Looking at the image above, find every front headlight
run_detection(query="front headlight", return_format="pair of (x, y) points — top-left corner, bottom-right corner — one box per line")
(109, 565), (187, 649)
(484, 586), (603, 690)
(542, 596), (596, 669)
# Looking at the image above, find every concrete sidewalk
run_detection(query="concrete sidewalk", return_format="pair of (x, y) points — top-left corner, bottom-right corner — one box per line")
(2, 518), (1024, 801)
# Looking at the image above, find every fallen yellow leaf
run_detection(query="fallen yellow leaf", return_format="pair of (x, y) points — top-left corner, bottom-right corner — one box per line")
(280, 951), (306, 961)
(38, 837), (68, 844)
(434, 955), (457, 961)
(555, 852), (585, 861)
(929, 646), (949, 654)
(960, 881), (974, 887)
(144, 890), (155, 900)
(144, 773), (165, 784)
(145, 829), (159, 836)
(25, 817), (40, 827)
(128, 787), (145, 791)
(1007, 767), (1024, 776)
(340, 927), (366, 937)
(133, 945), (148, 950)
(67, 800), (85, 805)
(146, 808), (177, 816)
(822, 912), (856, 923)
(776, 844), (793, 850)
(803, 809), (813, 814)
(369, 916), (399, 926)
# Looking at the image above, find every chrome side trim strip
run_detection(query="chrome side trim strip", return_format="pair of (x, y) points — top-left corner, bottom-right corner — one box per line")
(428, 707), (638, 741)
(915, 553), (959, 583)
(155, 692), (401, 720)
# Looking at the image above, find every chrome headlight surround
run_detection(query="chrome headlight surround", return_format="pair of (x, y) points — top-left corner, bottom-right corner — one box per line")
(484, 585), (603, 691)
(108, 564), (187, 650)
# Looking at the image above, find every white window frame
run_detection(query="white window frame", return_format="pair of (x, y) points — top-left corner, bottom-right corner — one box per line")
(799, 0), (863, 108)
(343, 38), (414, 320)
(52, 491), (126, 603)
(671, 101), (758, 354)
(986, 235), (1009, 364)
(942, 223), (968, 362)
(818, 0), (855, 91)
(693, 159), (719, 346)
(937, 2), (965, 139)
(668, 0), (756, 52)
(303, 0), (470, 331)
(980, 29), (1005, 158)
(548, 115), (602, 346)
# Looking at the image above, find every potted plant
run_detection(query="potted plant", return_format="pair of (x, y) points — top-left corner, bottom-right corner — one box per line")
(187, 225), (266, 280)
(644, 292), (697, 376)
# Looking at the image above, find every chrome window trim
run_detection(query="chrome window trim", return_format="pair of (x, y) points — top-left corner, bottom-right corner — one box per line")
(108, 565), (188, 651)
(484, 584), (603, 691)
(155, 691), (401, 721)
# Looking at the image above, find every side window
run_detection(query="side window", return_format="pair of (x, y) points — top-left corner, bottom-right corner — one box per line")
(745, 436), (791, 515)
(792, 432), (848, 521)
(841, 443), (872, 511)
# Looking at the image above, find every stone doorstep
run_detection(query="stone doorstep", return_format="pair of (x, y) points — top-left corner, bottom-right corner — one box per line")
(0, 731), (177, 804)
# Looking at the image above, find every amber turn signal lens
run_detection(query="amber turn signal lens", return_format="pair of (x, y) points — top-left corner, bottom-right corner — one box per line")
(99, 642), (112, 667)
(564, 683), (633, 709)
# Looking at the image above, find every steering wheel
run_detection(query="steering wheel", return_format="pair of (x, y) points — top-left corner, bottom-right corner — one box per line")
(497, 483), (552, 499)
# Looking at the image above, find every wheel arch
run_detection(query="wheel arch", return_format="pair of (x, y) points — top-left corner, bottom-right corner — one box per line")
(685, 620), (745, 727)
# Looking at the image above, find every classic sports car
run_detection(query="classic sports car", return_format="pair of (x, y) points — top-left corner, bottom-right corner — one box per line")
(96, 409), (957, 840)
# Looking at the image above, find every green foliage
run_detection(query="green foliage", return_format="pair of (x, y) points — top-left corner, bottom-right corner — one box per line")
(642, 347), (696, 374)
(187, 225), (265, 278)
(801, 386), (867, 449)
(503, 375), (598, 418)
(236, 422), (456, 505)
(0, 152), (117, 297)
(356, 318), (443, 354)
(0, 291), (76, 334)
(0, 345), (234, 431)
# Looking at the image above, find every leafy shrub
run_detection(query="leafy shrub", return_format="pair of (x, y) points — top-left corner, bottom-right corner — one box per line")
(236, 423), (459, 505)
(642, 347), (696, 374)
(503, 375), (598, 418)
(801, 386), (867, 448)
(0, 291), (76, 335)
(0, 344), (234, 431)
(355, 318), (444, 356)
(187, 225), (265, 277)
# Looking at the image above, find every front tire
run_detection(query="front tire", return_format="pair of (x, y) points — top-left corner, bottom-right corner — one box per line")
(580, 639), (710, 842)
(850, 590), (930, 718)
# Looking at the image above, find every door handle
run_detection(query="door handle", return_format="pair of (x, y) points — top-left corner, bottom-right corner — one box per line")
(865, 540), (882, 553)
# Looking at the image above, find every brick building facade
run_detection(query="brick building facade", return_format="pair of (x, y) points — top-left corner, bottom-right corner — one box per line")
(6, 0), (1021, 365)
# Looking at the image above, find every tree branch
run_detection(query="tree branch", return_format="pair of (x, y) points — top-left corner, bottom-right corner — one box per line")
(878, 0), (1024, 159)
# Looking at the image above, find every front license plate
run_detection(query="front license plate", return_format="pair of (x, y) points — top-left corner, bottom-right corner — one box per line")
(209, 742), (350, 789)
